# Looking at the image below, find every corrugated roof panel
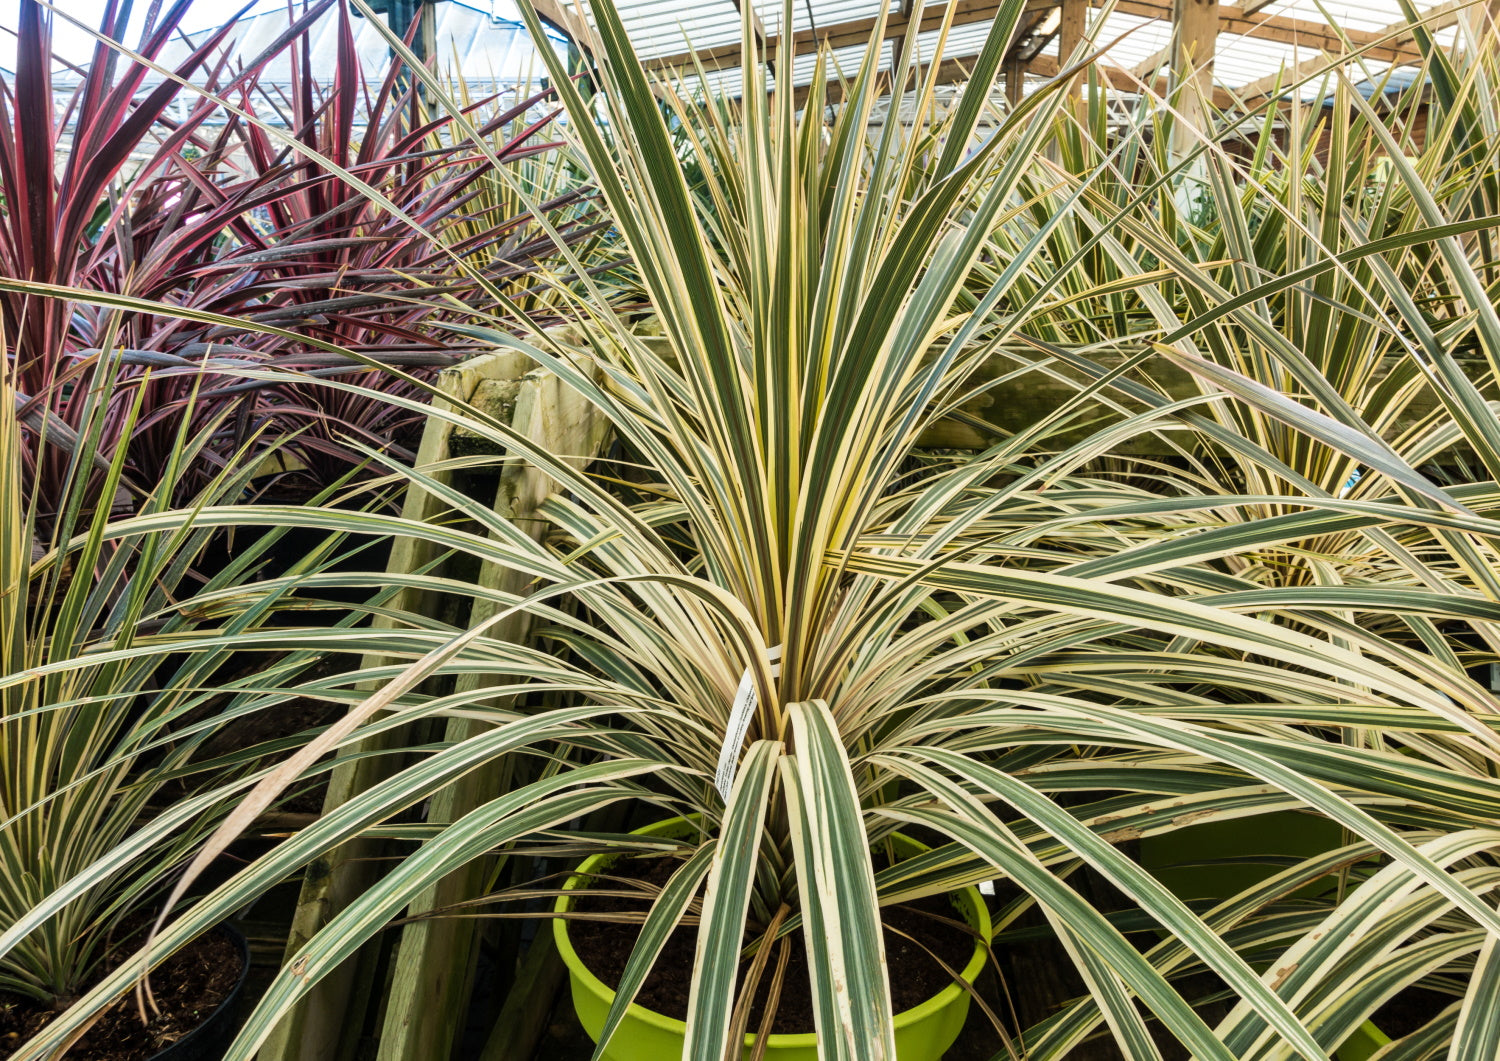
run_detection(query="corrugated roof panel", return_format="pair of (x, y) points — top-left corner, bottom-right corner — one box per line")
(150, 0), (565, 88)
(1213, 34), (1309, 85)
(1090, 11), (1175, 71)
(150, 0), (1469, 100)
(612, 0), (743, 58)
(752, 0), (893, 41)
(923, 19), (1008, 59)
(1255, 0), (1412, 34)
(793, 40), (880, 81)
(612, 0), (892, 59)
(623, 0), (1469, 91)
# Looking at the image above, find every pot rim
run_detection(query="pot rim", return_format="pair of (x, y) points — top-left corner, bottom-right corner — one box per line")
(145, 922), (251, 1061)
(552, 815), (992, 1047)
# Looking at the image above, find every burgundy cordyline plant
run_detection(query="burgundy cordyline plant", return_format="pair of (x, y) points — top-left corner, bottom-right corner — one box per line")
(2, 0), (610, 517)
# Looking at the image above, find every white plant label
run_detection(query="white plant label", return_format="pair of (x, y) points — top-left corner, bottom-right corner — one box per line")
(714, 645), (781, 802)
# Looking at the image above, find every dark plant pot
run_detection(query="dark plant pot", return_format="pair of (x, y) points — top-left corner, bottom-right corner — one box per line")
(146, 925), (251, 1061)
(1140, 811), (1387, 1061)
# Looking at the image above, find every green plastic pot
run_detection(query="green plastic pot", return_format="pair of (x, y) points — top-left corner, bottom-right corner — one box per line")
(553, 817), (992, 1061)
(1140, 810), (1389, 1061)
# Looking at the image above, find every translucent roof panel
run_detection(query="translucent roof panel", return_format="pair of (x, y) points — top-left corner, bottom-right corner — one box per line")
(610, 0), (897, 60)
(750, 0), (893, 42)
(613, 1), (745, 60)
(146, 0), (567, 89)
(1214, 33), (1322, 86)
(581, 0), (1463, 97)
(45, 0), (567, 90)
(1256, 0), (1412, 35)
(1089, 11), (1176, 73)
(918, 20), (1009, 62)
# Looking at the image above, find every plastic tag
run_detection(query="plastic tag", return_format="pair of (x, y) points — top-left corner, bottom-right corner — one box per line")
(713, 645), (782, 801)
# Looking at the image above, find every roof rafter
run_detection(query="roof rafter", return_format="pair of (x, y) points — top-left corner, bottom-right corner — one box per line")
(787, 40), (1235, 108)
(647, 0), (1047, 70)
(533, 0), (606, 57)
(1236, 0), (1466, 97)
(640, 0), (1425, 75)
(1029, 49), (1237, 103)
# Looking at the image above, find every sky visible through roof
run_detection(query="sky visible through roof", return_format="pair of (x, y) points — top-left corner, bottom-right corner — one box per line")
(0, 0), (1468, 99)
(0, 0), (528, 70)
(0, 1), (280, 69)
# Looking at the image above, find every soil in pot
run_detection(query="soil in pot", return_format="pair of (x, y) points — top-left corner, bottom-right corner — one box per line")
(567, 854), (978, 1035)
(0, 928), (244, 1061)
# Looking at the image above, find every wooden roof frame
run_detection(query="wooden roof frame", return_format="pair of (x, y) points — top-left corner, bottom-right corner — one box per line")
(637, 0), (1431, 78)
(548, 0), (1473, 153)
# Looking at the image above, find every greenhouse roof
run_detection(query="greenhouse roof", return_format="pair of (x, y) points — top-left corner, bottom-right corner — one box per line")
(161, 1), (567, 87)
(36, 1), (566, 90)
(541, 0), (1472, 102)
(21, 0), (1472, 107)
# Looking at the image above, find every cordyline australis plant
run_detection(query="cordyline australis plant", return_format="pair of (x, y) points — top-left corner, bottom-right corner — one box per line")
(995, 7), (1500, 638)
(0, 344), (377, 1011)
(1, 0), (329, 519)
(6, 0), (612, 514)
(121, 2), (613, 493)
(8, 3), (1500, 1061)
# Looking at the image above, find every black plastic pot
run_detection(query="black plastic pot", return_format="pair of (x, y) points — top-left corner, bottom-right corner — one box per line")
(146, 925), (250, 1061)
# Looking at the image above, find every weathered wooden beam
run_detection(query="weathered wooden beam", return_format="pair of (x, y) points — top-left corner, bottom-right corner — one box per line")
(257, 354), (532, 1061)
(1449, 0), (1493, 59)
(1103, 0), (1419, 59)
(533, 0), (605, 58)
(478, 932), (569, 1061)
(1131, 44), (1171, 78)
(1004, 54), (1027, 104)
(730, 0), (771, 54)
(1059, 0), (1086, 60)
(1029, 51), (1237, 106)
(1018, 28), (1060, 61)
(1233, 52), (1336, 100)
(1059, 0), (1088, 68)
(1212, 4), (1418, 63)
(647, 0), (1049, 71)
(1004, 4), (1059, 62)
(376, 354), (611, 1061)
(1170, 0), (1221, 157)
(1236, 0), (1465, 99)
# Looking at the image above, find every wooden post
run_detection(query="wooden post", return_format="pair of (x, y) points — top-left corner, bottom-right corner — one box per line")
(1464, 0), (1500, 49)
(1169, 0), (1220, 162)
(257, 347), (608, 1061)
(1004, 55), (1025, 109)
(375, 355), (610, 1061)
(1059, 0), (1086, 98)
(257, 355), (522, 1061)
(477, 931), (569, 1061)
(419, 0), (437, 65)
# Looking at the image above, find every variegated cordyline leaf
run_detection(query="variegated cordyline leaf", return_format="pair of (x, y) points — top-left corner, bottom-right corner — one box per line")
(593, 843), (718, 1059)
(685, 740), (780, 1060)
(782, 701), (895, 1061)
(13, 0), (1500, 1057)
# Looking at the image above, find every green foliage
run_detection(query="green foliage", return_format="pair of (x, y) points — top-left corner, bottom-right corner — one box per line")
(7, 2), (1500, 1059)
(0, 348), (368, 1006)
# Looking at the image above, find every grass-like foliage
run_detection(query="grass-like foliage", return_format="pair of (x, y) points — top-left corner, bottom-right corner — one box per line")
(6, 0), (1500, 1058)
(4, 0), (614, 514)
(0, 345), (377, 1010)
